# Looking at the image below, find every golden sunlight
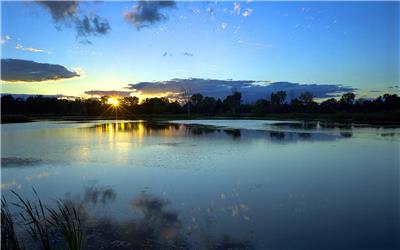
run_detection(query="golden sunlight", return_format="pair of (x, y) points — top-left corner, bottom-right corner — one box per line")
(107, 97), (120, 106)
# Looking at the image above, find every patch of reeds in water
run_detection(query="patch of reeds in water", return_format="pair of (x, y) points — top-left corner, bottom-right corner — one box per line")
(1, 188), (82, 250)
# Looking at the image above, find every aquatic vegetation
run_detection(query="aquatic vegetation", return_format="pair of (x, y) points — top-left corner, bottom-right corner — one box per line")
(47, 201), (83, 250)
(1, 190), (254, 250)
(1, 199), (22, 250)
(2, 189), (83, 250)
(12, 189), (53, 250)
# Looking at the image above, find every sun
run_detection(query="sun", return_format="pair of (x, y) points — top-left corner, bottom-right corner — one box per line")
(107, 97), (120, 107)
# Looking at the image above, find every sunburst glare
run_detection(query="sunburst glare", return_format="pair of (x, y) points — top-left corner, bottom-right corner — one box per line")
(107, 97), (120, 107)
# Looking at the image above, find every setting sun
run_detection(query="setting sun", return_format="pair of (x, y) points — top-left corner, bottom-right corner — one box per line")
(107, 97), (119, 107)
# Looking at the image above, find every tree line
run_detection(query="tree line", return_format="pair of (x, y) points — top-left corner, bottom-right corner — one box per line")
(1, 91), (399, 117)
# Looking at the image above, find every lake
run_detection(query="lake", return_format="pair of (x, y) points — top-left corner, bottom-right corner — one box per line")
(1, 119), (399, 249)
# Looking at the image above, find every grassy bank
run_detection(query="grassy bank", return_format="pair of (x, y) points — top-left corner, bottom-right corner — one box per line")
(1, 115), (34, 124)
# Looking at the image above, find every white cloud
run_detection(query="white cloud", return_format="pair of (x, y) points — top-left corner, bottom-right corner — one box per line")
(233, 2), (240, 15)
(1, 35), (11, 45)
(242, 9), (253, 17)
(16, 44), (51, 54)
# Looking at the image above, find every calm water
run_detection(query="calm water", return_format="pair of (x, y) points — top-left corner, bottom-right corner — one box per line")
(1, 120), (399, 249)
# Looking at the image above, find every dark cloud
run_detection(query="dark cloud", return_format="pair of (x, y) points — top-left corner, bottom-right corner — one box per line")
(84, 90), (133, 97)
(36, 1), (110, 42)
(36, 0), (79, 21)
(124, 1), (176, 29)
(75, 15), (111, 38)
(1, 93), (67, 99)
(1, 59), (79, 82)
(183, 52), (193, 57)
(126, 78), (355, 102)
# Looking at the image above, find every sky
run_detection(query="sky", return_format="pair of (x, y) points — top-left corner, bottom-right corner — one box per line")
(1, 1), (399, 102)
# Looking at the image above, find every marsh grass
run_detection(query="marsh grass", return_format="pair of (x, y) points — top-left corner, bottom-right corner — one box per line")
(1, 189), (83, 250)
(11, 189), (53, 250)
(1, 198), (23, 250)
(47, 201), (83, 250)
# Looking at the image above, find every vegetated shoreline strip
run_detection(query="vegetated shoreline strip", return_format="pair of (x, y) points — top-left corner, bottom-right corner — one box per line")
(1, 113), (400, 126)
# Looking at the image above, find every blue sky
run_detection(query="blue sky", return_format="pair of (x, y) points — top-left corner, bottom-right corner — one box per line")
(1, 1), (398, 100)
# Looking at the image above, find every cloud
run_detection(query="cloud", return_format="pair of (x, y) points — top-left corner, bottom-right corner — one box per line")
(237, 39), (272, 49)
(183, 52), (193, 57)
(1, 93), (73, 100)
(15, 44), (50, 54)
(221, 22), (228, 29)
(84, 90), (133, 97)
(233, 2), (240, 15)
(36, 1), (110, 41)
(1, 59), (80, 82)
(242, 9), (253, 17)
(75, 15), (111, 38)
(124, 1), (176, 29)
(126, 78), (355, 102)
(36, 0), (79, 21)
(1, 35), (11, 45)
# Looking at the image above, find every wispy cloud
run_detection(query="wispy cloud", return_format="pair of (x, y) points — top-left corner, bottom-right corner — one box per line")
(16, 44), (50, 54)
(242, 9), (253, 17)
(84, 90), (133, 97)
(1, 59), (80, 83)
(124, 1), (176, 29)
(233, 2), (241, 15)
(237, 39), (272, 49)
(183, 52), (193, 57)
(0, 35), (11, 45)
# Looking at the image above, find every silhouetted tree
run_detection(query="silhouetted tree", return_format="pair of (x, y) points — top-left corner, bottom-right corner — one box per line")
(1, 92), (399, 119)
(270, 91), (287, 112)
(320, 98), (339, 113)
(223, 91), (242, 114)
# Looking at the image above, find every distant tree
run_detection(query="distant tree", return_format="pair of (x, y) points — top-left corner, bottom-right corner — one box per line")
(202, 96), (217, 113)
(123, 96), (139, 107)
(290, 98), (303, 112)
(215, 99), (223, 114)
(190, 93), (203, 106)
(1, 95), (15, 114)
(383, 94), (400, 110)
(270, 91), (286, 106)
(270, 91), (286, 112)
(320, 98), (339, 113)
(340, 92), (356, 112)
(190, 93), (203, 113)
(180, 86), (192, 116)
(298, 92), (314, 105)
(223, 91), (242, 114)
(253, 99), (270, 113)
(340, 92), (355, 105)
(100, 96), (109, 105)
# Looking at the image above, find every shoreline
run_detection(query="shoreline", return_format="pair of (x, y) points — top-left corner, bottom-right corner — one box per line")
(2, 112), (400, 126)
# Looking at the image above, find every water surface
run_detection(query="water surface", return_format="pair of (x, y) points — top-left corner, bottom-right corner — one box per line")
(1, 120), (399, 249)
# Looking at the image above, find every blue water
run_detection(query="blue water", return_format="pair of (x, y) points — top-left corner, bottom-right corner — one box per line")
(1, 120), (399, 249)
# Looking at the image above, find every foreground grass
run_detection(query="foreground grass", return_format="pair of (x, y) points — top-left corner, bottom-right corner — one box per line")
(1, 189), (82, 250)
(1, 190), (254, 250)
